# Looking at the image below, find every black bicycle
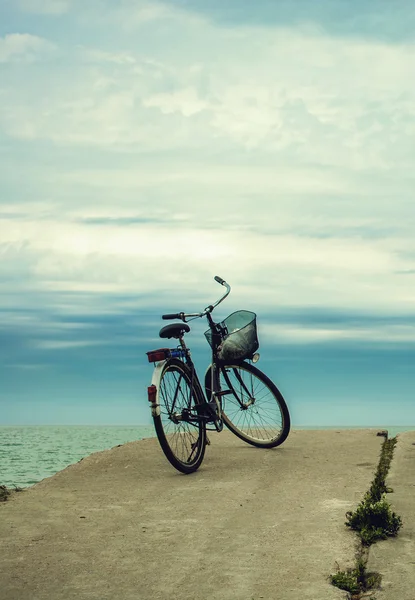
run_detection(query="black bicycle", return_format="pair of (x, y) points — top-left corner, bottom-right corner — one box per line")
(146, 276), (290, 473)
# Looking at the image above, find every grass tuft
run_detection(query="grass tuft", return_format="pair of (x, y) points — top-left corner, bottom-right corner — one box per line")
(330, 558), (381, 595)
(0, 484), (23, 502)
(0, 485), (11, 502)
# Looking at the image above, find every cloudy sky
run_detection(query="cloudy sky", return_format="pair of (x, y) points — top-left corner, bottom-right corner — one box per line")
(1, 0), (415, 427)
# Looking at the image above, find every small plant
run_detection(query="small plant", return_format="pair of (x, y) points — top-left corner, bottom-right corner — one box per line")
(332, 436), (401, 598)
(0, 485), (11, 502)
(330, 558), (381, 595)
(0, 484), (23, 502)
(367, 437), (398, 502)
(331, 568), (360, 594)
(345, 438), (402, 545)
(346, 495), (402, 545)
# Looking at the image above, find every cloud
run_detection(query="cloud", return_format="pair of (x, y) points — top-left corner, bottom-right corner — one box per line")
(35, 340), (104, 349)
(261, 323), (415, 346)
(1, 0), (415, 403)
(0, 33), (55, 63)
(1, 202), (415, 323)
(0, 21), (413, 182)
(143, 87), (208, 116)
(79, 50), (136, 66)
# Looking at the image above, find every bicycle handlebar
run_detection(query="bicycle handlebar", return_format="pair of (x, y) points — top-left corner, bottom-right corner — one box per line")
(211, 276), (230, 310)
(162, 276), (231, 322)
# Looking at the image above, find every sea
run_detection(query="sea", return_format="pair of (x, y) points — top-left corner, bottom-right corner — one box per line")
(0, 425), (155, 488)
(0, 425), (413, 488)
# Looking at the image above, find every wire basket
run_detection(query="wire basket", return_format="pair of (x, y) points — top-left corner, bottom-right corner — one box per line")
(205, 310), (259, 362)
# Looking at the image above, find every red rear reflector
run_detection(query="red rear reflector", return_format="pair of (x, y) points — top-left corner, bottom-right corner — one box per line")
(146, 348), (170, 362)
(148, 385), (157, 403)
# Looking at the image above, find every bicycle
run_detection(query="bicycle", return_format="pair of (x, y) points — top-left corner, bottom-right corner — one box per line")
(146, 276), (291, 474)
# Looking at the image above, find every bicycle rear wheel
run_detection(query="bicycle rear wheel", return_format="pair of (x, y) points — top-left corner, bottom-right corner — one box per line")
(153, 358), (206, 473)
(205, 361), (290, 448)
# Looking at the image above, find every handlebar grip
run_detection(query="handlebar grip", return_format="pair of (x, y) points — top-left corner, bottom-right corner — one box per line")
(214, 275), (226, 285)
(162, 313), (181, 320)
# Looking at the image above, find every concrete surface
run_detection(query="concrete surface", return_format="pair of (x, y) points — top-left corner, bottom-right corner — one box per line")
(0, 430), (385, 600)
(367, 431), (415, 600)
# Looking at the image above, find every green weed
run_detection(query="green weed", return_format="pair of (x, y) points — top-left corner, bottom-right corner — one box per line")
(330, 557), (381, 595)
(0, 484), (23, 502)
(331, 435), (402, 599)
(345, 438), (402, 545)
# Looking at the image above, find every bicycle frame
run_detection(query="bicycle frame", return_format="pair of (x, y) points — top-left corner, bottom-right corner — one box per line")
(176, 327), (225, 430)
(148, 277), (258, 431)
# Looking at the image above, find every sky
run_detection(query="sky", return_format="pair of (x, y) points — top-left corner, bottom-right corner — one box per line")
(1, 0), (415, 427)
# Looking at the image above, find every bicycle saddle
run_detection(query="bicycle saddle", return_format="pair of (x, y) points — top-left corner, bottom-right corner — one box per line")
(159, 323), (190, 339)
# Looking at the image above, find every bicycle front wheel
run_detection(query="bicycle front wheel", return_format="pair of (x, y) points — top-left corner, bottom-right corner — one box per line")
(153, 358), (206, 474)
(205, 361), (290, 448)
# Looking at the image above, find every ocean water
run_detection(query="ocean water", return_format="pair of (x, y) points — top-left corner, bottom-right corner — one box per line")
(0, 425), (413, 488)
(0, 425), (155, 488)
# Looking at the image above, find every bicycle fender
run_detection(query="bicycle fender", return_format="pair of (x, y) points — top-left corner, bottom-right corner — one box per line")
(204, 363), (213, 379)
(204, 363), (217, 394)
(148, 360), (167, 417)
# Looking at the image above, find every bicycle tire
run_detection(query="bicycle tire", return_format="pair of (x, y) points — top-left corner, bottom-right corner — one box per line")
(153, 358), (206, 473)
(204, 361), (290, 448)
